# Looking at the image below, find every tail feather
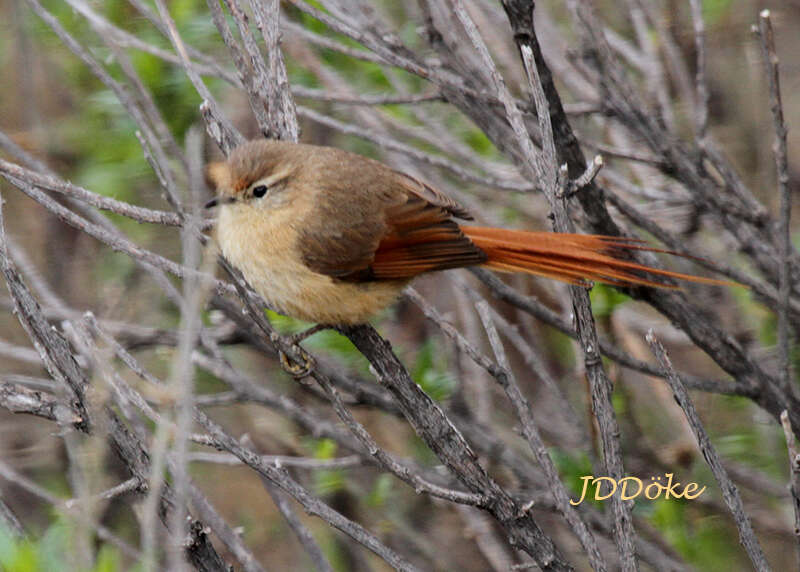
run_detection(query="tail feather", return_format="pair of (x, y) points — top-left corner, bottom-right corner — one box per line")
(462, 226), (730, 289)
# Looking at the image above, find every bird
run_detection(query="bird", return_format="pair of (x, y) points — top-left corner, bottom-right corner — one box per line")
(205, 139), (725, 372)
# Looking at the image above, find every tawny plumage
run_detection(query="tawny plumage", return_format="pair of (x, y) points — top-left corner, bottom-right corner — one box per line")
(206, 139), (725, 325)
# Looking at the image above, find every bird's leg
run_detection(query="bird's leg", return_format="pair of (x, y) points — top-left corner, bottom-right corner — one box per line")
(290, 323), (330, 345)
(274, 324), (331, 378)
(277, 348), (313, 378)
(273, 332), (314, 378)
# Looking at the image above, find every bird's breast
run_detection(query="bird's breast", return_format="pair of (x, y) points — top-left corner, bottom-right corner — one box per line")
(215, 205), (404, 324)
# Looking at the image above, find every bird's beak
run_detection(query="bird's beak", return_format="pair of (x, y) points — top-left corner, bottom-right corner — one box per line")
(204, 196), (236, 209)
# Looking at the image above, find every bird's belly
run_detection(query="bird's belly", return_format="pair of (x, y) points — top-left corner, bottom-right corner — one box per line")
(217, 208), (404, 324)
(239, 256), (404, 324)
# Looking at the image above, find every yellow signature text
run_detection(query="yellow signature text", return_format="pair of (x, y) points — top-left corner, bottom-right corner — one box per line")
(570, 473), (706, 505)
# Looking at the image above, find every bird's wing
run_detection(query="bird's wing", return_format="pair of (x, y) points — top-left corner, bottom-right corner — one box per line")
(390, 169), (473, 220)
(298, 165), (485, 282)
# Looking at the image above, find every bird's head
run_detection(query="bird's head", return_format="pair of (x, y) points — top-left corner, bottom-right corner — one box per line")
(204, 139), (299, 211)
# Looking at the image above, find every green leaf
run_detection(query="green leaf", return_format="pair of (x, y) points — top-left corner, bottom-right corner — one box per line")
(650, 498), (743, 568)
(702, 0), (734, 24)
(411, 340), (455, 401)
(589, 283), (631, 318)
(94, 544), (121, 572)
(313, 438), (338, 460)
(366, 474), (394, 508)
(550, 449), (597, 506)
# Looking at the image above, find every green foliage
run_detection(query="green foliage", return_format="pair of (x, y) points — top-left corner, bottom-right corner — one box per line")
(759, 312), (777, 348)
(365, 474), (395, 508)
(408, 433), (439, 467)
(285, 58), (321, 90)
(611, 388), (629, 416)
(463, 128), (495, 156)
(500, 204), (523, 225)
(714, 421), (784, 480)
(589, 283), (631, 319)
(549, 448), (597, 506)
(24, 0), (218, 210)
(319, 533), (348, 572)
(0, 520), (126, 572)
(702, 0), (734, 24)
(94, 547), (123, 572)
(265, 309), (371, 374)
(410, 340), (455, 402)
(313, 438), (338, 460)
(545, 328), (576, 368)
(648, 500), (741, 570)
(728, 280), (800, 377)
(726, 282), (772, 345)
(309, 439), (346, 496)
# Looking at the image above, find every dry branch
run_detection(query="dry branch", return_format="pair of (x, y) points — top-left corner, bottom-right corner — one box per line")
(646, 331), (770, 571)
(0, 0), (797, 569)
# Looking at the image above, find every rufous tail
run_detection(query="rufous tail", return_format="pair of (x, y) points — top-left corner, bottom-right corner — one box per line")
(462, 227), (729, 289)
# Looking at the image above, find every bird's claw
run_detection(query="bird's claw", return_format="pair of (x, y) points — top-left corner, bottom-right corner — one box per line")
(278, 344), (315, 378)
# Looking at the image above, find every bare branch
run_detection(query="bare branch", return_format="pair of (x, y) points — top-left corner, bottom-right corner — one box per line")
(0, 159), (191, 227)
(473, 300), (607, 571)
(194, 409), (421, 572)
(460, 2), (637, 561)
(0, 459), (140, 559)
(249, 0), (300, 140)
(153, 0), (244, 154)
(780, 411), (800, 566)
(689, 0), (709, 142)
(756, 10), (794, 395)
(646, 331), (770, 571)
(23, 0), (184, 212)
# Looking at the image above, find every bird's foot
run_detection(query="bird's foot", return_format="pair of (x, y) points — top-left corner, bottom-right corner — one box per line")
(273, 324), (330, 378)
(277, 345), (315, 378)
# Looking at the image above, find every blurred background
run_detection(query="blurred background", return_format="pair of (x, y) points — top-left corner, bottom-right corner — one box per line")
(0, 0), (798, 570)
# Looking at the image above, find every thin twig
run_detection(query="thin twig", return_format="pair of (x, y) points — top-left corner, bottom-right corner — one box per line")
(234, 433), (331, 572)
(780, 410), (800, 566)
(64, 478), (142, 509)
(0, 381), (80, 424)
(187, 452), (364, 469)
(293, 86), (444, 105)
(153, 0), (243, 154)
(249, 0), (300, 140)
(646, 331), (770, 571)
(2, 174), (232, 296)
(310, 365), (490, 507)
(194, 409), (421, 572)
(23, 0), (183, 212)
(457, 3), (637, 560)
(559, 154), (604, 199)
(756, 10), (793, 396)
(521, 33), (638, 570)
(0, 459), (140, 559)
(164, 180), (210, 571)
(0, 195), (90, 428)
(473, 300), (608, 572)
(580, 139), (664, 167)
(210, 0), (272, 137)
(184, 480), (268, 572)
(0, 159), (192, 227)
(689, 0), (709, 142)
(296, 105), (533, 192)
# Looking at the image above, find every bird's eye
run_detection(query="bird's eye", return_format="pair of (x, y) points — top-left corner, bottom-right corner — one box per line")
(252, 185), (268, 198)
